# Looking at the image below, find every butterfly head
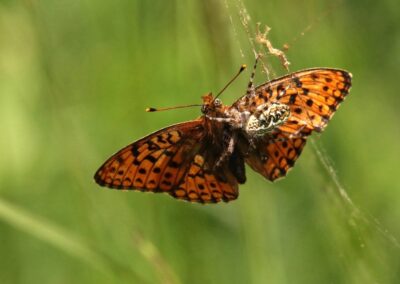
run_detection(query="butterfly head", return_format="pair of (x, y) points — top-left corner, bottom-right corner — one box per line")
(201, 93), (223, 115)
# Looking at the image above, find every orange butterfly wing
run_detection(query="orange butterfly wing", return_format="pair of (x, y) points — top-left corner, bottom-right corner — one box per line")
(238, 68), (352, 181)
(171, 152), (239, 203)
(243, 133), (307, 181)
(94, 119), (238, 203)
(235, 68), (352, 135)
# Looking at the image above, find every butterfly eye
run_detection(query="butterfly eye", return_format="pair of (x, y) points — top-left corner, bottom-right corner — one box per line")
(214, 98), (222, 107)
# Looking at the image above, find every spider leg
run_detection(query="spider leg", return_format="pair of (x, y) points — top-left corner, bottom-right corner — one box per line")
(268, 126), (309, 143)
(287, 124), (308, 139)
(245, 53), (260, 100)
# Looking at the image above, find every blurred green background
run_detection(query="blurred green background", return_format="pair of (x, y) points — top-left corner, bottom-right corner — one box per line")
(1, 0), (399, 283)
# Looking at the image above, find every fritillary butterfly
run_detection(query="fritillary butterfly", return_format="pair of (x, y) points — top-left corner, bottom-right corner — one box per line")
(94, 59), (352, 203)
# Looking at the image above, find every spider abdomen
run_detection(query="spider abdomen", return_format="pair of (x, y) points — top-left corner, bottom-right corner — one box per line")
(245, 103), (290, 137)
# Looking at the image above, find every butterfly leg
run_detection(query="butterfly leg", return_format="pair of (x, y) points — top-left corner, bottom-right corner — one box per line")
(248, 137), (257, 150)
(215, 132), (236, 168)
(205, 115), (234, 123)
(241, 137), (257, 158)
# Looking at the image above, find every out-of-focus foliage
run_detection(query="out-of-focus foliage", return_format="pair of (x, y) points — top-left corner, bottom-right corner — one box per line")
(0, 0), (399, 283)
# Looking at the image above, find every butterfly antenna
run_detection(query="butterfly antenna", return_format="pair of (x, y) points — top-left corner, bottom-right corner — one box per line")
(147, 64), (246, 112)
(214, 64), (247, 101)
(146, 104), (202, 112)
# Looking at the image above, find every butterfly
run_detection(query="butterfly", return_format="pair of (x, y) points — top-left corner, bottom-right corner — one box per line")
(94, 59), (352, 203)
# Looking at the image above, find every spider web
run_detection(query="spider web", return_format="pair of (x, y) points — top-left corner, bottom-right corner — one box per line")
(310, 139), (400, 249)
(223, 0), (400, 250)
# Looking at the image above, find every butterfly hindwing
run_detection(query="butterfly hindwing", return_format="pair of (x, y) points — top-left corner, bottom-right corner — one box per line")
(170, 153), (239, 203)
(245, 133), (307, 181)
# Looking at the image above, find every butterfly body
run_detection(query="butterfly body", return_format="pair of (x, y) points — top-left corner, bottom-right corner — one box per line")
(95, 67), (352, 203)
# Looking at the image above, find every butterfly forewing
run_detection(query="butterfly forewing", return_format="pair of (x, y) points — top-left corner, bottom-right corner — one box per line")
(94, 120), (203, 190)
(235, 68), (352, 135)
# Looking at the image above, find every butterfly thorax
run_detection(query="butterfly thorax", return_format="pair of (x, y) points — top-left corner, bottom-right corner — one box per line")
(201, 96), (243, 145)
